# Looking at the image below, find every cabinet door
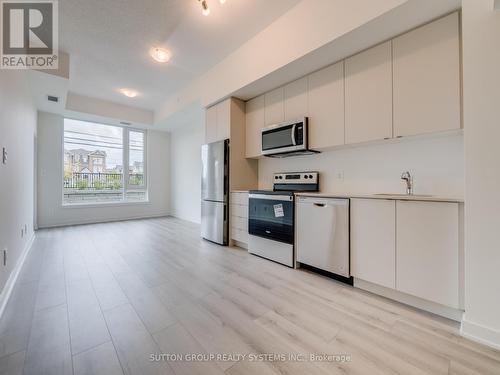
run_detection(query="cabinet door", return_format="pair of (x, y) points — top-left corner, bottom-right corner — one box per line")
(284, 77), (308, 120)
(308, 62), (345, 149)
(216, 99), (231, 141)
(345, 41), (393, 144)
(245, 95), (265, 158)
(264, 87), (284, 125)
(393, 13), (460, 137)
(396, 201), (459, 308)
(351, 198), (396, 289)
(205, 105), (217, 143)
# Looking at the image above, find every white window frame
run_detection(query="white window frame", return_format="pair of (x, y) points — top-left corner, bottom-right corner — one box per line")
(124, 128), (148, 195)
(62, 118), (148, 206)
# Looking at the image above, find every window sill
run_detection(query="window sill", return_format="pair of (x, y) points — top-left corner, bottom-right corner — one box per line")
(62, 200), (151, 209)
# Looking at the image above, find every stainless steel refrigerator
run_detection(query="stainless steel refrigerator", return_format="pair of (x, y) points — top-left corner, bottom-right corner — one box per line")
(201, 139), (229, 245)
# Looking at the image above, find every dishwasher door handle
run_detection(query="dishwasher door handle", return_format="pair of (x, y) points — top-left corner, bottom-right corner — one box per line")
(313, 203), (326, 207)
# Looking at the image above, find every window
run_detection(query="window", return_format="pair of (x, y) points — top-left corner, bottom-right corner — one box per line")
(63, 118), (147, 205)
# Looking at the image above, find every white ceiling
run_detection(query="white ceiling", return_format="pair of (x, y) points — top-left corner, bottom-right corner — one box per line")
(59, 0), (301, 111)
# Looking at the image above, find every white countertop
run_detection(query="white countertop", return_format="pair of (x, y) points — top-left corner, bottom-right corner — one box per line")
(295, 192), (464, 203)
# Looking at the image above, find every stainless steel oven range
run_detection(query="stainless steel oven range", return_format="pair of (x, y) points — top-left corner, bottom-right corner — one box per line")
(248, 172), (319, 267)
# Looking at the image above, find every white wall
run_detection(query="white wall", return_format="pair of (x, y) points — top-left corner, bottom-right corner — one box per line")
(461, 0), (500, 349)
(169, 121), (203, 223)
(0, 71), (37, 294)
(259, 134), (464, 197)
(37, 111), (170, 228)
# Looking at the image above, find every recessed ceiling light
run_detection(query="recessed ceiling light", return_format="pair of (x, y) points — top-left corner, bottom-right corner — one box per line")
(120, 88), (138, 98)
(219, 0), (226, 4)
(150, 47), (171, 63)
(199, 0), (210, 15)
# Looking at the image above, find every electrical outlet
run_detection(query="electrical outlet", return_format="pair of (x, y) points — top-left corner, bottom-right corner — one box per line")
(24, 224), (27, 233)
(336, 170), (344, 181)
(2, 147), (6, 164)
(21, 228), (24, 238)
(3, 249), (6, 266)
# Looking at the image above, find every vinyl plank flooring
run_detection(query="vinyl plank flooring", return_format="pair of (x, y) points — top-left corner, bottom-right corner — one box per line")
(171, 299), (254, 371)
(66, 278), (110, 355)
(0, 281), (38, 357)
(0, 217), (498, 375)
(86, 263), (129, 311)
(152, 323), (224, 375)
(225, 360), (281, 375)
(0, 350), (25, 375)
(197, 292), (331, 375)
(23, 304), (73, 375)
(150, 282), (193, 311)
(34, 275), (67, 312)
(35, 234), (66, 312)
(73, 341), (124, 375)
(113, 272), (176, 334)
(103, 303), (174, 375)
(392, 320), (500, 375)
(16, 237), (46, 285)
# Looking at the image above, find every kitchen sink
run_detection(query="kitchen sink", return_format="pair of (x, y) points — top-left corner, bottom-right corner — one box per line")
(374, 193), (434, 197)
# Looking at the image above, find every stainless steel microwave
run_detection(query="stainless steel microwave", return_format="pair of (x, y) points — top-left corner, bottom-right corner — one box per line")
(261, 117), (317, 157)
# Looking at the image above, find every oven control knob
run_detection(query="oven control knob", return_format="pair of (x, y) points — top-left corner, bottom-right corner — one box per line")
(304, 175), (308, 179)
(274, 176), (278, 179)
(279, 176), (283, 179)
(309, 174), (314, 179)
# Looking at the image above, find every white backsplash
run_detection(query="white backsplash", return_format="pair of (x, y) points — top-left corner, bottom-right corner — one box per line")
(258, 133), (464, 197)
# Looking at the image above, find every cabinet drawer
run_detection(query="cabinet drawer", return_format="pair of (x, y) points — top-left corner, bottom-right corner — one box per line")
(232, 228), (249, 244)
(231, 204), (248, 218)
(231, 216), (248, 231)
(231, 192), (249, 206)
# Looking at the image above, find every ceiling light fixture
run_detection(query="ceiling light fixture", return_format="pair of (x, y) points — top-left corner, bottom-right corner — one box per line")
(150, 47), (171, 63)
(120, 88), (138, 98)
(219, 0), (226, 4)
(198, 0), (210, 16)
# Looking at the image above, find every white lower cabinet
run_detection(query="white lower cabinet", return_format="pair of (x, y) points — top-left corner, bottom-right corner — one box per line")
(351, 198), (461, 309)
(230, 192), (249, 246)
(396, 200), (459, 308)
(351, 199), (396, 289)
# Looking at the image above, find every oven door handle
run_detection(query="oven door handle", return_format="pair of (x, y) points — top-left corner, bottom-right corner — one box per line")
(249, 194), (293, 201)
(291, 124), (297, 146)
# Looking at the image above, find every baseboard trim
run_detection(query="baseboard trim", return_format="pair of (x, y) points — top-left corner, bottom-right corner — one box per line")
(37, 213), (170, 229)
(354, 278), (464, 321)
(0, 233), (35, 319)
(231, 239), (248, 250)
(461, 316), (500, 350)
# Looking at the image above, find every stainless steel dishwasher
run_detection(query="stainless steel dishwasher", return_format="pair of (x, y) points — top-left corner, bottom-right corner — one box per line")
(296, 196), (350, 278)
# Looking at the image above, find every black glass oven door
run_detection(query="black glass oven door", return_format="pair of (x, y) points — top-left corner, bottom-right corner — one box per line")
(248, 194), (294, 244)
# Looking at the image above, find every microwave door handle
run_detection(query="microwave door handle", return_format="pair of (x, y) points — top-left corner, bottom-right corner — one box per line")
(291, 124), (297, 146)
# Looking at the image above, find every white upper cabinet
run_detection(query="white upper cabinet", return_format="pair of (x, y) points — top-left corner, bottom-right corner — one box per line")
(350, 198), (396, 289)
(245, 95), (265, 158)
(204, 99), (231, 144)
(244, 13), (461, 152)
(216, 99), (231, 141)
(396, 201), (460, 308)
(205, 105), (217, 144)
(264, 87), (284, 126)
(308, 61), (345, 149)
(284, 77), (308, 120)
(345, 41), (393, 144)
(393, 13), (460, 137)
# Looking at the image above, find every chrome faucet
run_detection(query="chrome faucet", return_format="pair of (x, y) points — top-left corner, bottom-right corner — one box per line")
(401, 171), (413, 195)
